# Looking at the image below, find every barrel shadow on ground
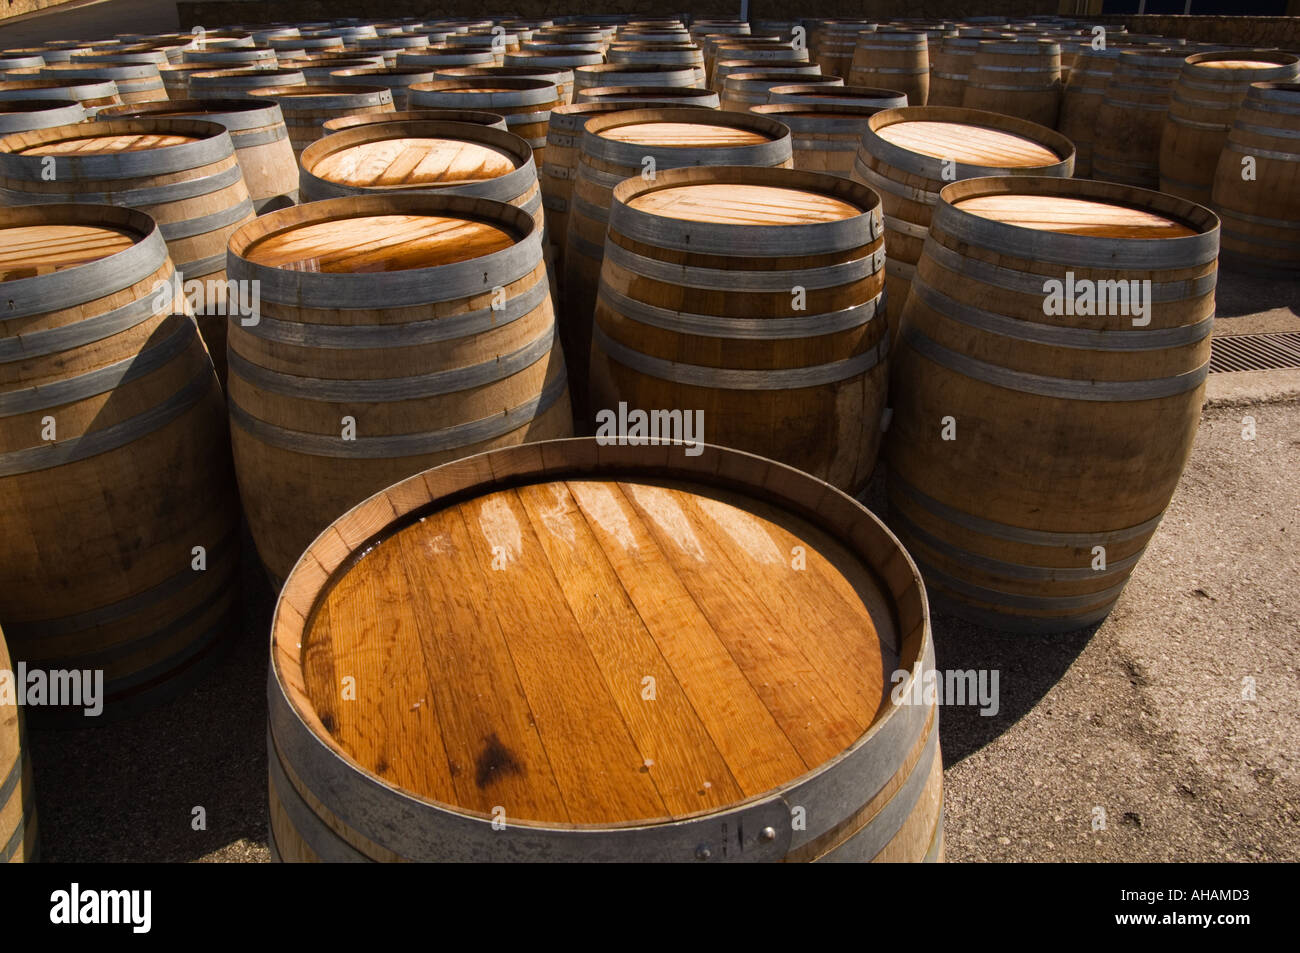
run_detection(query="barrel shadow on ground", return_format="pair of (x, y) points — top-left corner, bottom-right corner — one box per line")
(26, 529), (274, 862)
(1214, 269), (1300, 319)
(928, 612), (1099, 768)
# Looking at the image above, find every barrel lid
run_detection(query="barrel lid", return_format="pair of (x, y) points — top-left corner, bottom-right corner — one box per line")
(291, 469), (898, 825)
(951, 193), (1199, 239)
(310, 135), (518, 187)
(601, 121), (772, 147)
(876, 119), (1062, 166)
(10, 130), (201, 153)
(0, 223), (137, 279)
(242, 212), (514, 271)
(628, 182), (862, 225)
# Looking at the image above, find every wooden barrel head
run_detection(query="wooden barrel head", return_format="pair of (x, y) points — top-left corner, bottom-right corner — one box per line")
(1201, 59), (1288, 70)
(297, 473), (898, 825)
(601, 120), (770, 147)
(241, 212), (515, 272)
(310, 136), (518, 189)
(875, 120), (1060, 166)
(627, 181), (861, 225)
(11, 131), (200, 154)
(0, 223), (137, 279)
(952, 193), (1200, 239)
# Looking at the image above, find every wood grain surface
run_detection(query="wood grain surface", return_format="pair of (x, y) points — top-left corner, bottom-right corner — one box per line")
(0, 224), (134, 280)
(601, 120), (771, 146)
(310, 137), (518, 188)
(875, 120), (1059, 166)
(242, 213), (515, 272)
(11, 133), (198, 155)
(953, 194), (1197, 238)
(299, 477), (896, 824)
(627, 182), (859, 225)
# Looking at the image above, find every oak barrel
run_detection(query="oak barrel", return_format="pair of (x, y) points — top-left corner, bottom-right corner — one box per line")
(1, 623), (38, 861)
(713, 58), (817, 95)
(563, 108), (793, 428)
(320, 108), (508, 133)
(575, 63), (699, 94)
(721, 71), (842, 112)
(887, 176), (1218, 632)
(575, 85), (721, 107)
(190, 67), (306, 100)
(927, 36), (980, 107)
(0, 78), (121, 112)
(590, 167), (888, 493)
(1211, 82), (1300, 276)
(811, 20), (877, 79)
(326, 66), (436, 109)
(433, 63), (575, 107)
(225, 193), (573, 584)
(962, 40), (1062, 127)
(852, 106), (1074, 339)
(0, 204), (240, 709)
(409, 78), (560, 162)
(298, 120), (545, 242)
(96, 98), (299, 212)
(26, 62), (164, 104)
(1158, 52), (1300, 205)
(768, 84), (909, 108)
(267, 437), (940, 863)
(248, 84), (394, 158)
(0, 99), (85, 134)
(1057, 46), (1121, 177)
(848, 31), (930, 107)
(751, 103), (887, 176)
(1091, 50), (1185, 189)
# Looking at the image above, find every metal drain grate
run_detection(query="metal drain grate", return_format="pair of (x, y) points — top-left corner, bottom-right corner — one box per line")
(1209, 332), (1300, 374)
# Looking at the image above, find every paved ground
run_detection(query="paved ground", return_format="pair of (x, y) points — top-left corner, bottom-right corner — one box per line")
(0, 0), (181, 47)
(20, 269), (1298, 864)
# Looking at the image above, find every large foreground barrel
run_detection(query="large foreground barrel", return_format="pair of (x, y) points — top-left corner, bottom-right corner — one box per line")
(852, 106), (1074, 339)
(590, 167), (888, 493)
(1211, 82), (1300, 276)
(1, 623), (37, 861)
(225, 194), (573, 585)
(268, 438), (940, 862)
(0, 205), (239, 710)
(886, 176), (1218, 633)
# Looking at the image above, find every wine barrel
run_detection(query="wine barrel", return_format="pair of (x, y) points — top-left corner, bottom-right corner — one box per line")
(0, 99), (85, 133)
(575, 63), (698, 94)
(848, 31), (930, 107)
(768, 83), (908, 108)
(1211, 82), (1300, 277)
(96, 98), (298, 213)
(298, 120), (544, 240)
(396, 46), (500, 70)
(563, 108), (793, 428)
(1158, 52), (1300, 205)
(159, 62), (253, 100)
(273, 35), (343, 53)
(225, 193), (572, 585)
(327, 67), (435, 109)
(71, 49), (170, 69)
(721, 71), (842, 112)
(0, 118), (257, 381)
(811, 20), (878, 79)
(1091, 50), (1185, 189)
(288, 57), (385, 83)
(575, 85), (721, 107)
(181, 46), (278, 67)
(962, 40), (1062, 127)
(0, 78), (120, 111)
(887, 176), (1218, 633)
(607, 43), (705, 86)
(701, 34), (779, 83)
(190, 67), (306, 100)
(267, 437), (940, 863)
(927, 36), (979, 107)
(0, 204), (239, 710)
(320, 108), (507, 133)
(434, 64), (575, 106)
(539, 100), (708, 273)
(248, 84), (394, 158)
(852, 106), (1074, 340)
(409, 78), (560, 163)
(0, 55), (44, 72)
(590, 167), (888, 492)
(1057, 46), (1121, 177)
(356, 34), (431, 52)
(751, 103), (887, 175)
(713, 58), (819, 95)
(27, 62), (164, 104)
(1, 622), (38, 861)
(506, 49), (605, 81)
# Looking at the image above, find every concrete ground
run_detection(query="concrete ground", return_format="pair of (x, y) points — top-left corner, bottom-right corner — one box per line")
(0, 0), (181, 47)
(19, 270), (1297, 864)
